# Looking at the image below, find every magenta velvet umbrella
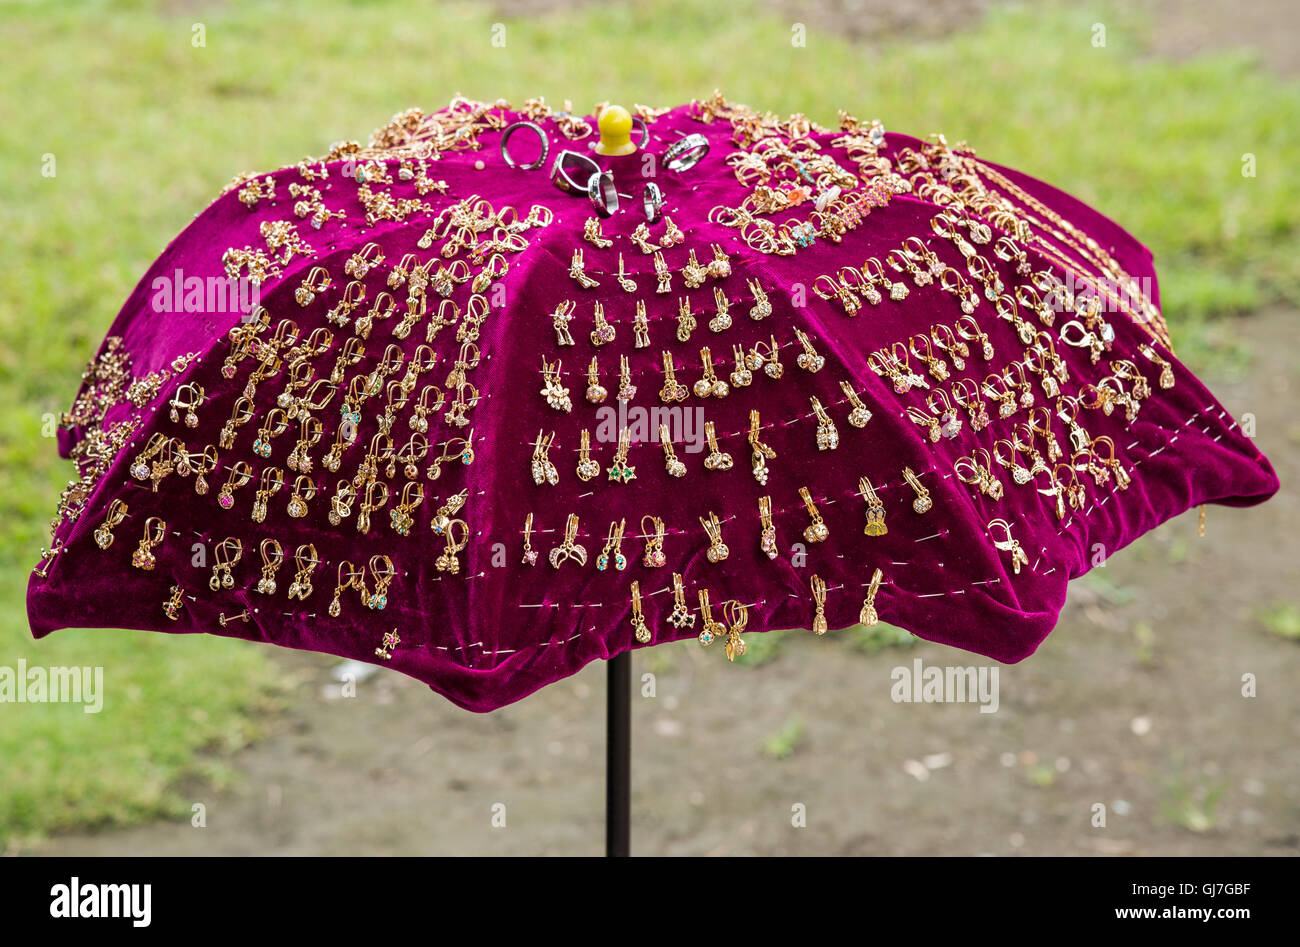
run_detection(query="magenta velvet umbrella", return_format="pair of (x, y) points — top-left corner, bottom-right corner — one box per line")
(28, 93), (1278, 714)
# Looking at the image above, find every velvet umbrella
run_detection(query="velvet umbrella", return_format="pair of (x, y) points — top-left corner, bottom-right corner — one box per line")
(28, 93), (1279, 712)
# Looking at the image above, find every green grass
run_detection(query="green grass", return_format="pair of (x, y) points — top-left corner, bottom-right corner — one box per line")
(1, 0), (1297, 842)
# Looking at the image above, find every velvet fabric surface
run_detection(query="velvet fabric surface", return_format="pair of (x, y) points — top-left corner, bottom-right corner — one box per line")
(28, 100), (1279, 711)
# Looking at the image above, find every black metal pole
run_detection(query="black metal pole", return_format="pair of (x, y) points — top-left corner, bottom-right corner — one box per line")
(606, 650), (631, 857)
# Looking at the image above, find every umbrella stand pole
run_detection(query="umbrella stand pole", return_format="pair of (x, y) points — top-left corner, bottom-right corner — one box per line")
(605, 650), (631, 856)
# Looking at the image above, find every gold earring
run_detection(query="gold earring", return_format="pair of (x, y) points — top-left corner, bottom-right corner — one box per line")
(355, 480), (388, 534)
(860, 476), (887, 536)
(430, 488), (468, 535)
(659, 351), (688, 403)
(550, 299), (576, 346)
(703, 420), (733, 471)
(641, 515), (666, 567)
(390, 481), (425, 536)
(669, 573), (696, 629)
(988, 518), (1029, 574)
(902, 466), (932, 513)
(661, 216), (685, 246)
(597, 518), (628, 572)
(93, 499), (128, 550)
(697, 588), (724, 645)
(257, 538), (284, 595)
(540, 357), (573, 413)
(860, 568), (883, 626)
(163, 585), (185, 621)
(607, 427), (637, 483)
(549, 513), (588, 568)
(217, 461), (253, 510)
(709, 286), (732, 333)
(583, 217), (613, 248)
(569, 248), (599, 289)
(795, 328), (825, 373)
(659, 424), (687, 478)
(748, 278), (771, 320)
(286, 474), (316, 518)
(629, 221), (656, 254)
(721, 599), (747, 662)
(577, 428), (601, 481)
(633, 300), (651, 348)
(682, 248), (708, 288)
(531, 429), (558, 486)
(838, 382), (871, 429)
(521, 512), (538, 566)
(708, 243), (731, 279)
(617, 354), (637, 403)
(811, 397), (839, 451)
(616, 253), (637, 294)
(653, 251), (672, 294)
(374, 628), (401, 661)
(131, 516), (166, 570)
(798, 487), (829, 543)
(694, 346), (728, 398)
(1139, 343), (1175, 389)
(907, 405), (943, 443)
(758, 495), (778, 559)
(328, 561), (359, 617)
(748, 410), (776, 485)
(251, 466), (286, 524)
(630, 581), (651, 644)
(730, 344), (753, 388)
(591, 301), (615, 346)
(700, 511), (729, 563)
(209, 537), (243, 591)
(362, 554), (397, 608)
(287, 544), (319, 600)
(676, 296), (697, 342)
(810, 574), (828, 636)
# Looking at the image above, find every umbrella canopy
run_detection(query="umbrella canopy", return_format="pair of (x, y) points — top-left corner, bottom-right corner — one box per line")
(28, 93), (1278, 711)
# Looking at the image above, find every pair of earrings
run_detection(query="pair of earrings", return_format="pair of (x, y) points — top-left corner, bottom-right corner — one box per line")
(208, 538), (243, 591)
(698, 592), (747, 661)
(532, 430), (559, 485)
(597, 519), (627, 572)
(286, 544), (318, 600)
(389, 482), (425, 536)
(168, 384), (205, 428)
(360, 555), (397, 608)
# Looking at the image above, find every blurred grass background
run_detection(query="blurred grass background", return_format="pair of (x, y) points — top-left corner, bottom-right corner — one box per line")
(1, 0), (1296, 846)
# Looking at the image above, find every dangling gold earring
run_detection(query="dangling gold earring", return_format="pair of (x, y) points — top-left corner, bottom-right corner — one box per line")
(668, 572), (695, 629)
(702, 420), (733, 471)
(860, 476), (887, 536)
(699, 511), (729, 563)
(577, 429), (601, 481)
(810, 574), (828, 636)
(799, 487), (829, 543)
(630, 581), (651, 644)
(758, 495), (778, 560)
(659, 424), (687, 478)
(93, 499), (129, 550)
(860, 568), (883, 626)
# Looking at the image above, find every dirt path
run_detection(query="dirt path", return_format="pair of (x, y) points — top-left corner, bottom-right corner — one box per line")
(29, 306), (1298, 856)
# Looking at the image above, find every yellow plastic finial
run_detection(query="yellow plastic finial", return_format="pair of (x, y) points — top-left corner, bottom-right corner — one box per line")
(595, 104), (637, 156)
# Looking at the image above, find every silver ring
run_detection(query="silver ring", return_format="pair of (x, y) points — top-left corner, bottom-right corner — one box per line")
(663, 133), (709, 172)
(587, 170), (619, 217)
(642, 182), (664, 222)
(551, 149), (601, 195)
(631, 116), (651, 150)
(501, 121), (549, 170)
